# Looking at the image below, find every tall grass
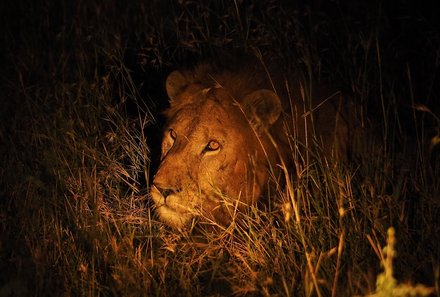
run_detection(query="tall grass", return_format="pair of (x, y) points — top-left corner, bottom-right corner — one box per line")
(1, 0), (439, 296)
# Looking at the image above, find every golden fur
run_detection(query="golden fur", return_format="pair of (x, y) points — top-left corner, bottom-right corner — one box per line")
(150, 56), (357, 229)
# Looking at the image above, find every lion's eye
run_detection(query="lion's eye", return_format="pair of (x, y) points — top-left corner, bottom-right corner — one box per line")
(162, 128), (177, 157)
(205, 140), (221, 152)
(169, 129), (177, 140)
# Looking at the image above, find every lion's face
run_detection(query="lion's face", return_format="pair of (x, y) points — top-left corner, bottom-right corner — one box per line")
(150, 70), (282, 229)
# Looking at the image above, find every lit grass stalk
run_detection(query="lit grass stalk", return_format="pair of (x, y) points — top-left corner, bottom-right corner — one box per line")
(366, 227), (434, 297)
(282, 163), (323, 297)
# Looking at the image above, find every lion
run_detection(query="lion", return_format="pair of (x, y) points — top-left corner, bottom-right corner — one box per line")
(149, 55), (357, 229)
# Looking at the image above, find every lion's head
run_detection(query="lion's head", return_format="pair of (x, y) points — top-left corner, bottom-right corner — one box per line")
(149, 66), (285, 229)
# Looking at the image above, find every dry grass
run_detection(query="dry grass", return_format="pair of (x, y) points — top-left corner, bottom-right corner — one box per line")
(1, 1), (439, 296)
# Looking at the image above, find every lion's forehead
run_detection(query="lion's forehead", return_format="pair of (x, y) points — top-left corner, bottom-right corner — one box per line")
(170, 118), (228, 148)
(169, 98), (237, 135)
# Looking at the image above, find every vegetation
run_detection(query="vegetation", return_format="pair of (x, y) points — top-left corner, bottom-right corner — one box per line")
(1, 1), (438, 296)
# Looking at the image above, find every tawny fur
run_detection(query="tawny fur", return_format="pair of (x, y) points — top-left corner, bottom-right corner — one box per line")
(150, 55), (358, 229)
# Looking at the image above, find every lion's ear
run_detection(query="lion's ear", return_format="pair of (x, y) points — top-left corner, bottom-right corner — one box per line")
(166, 70), (188, 100)
(242, 89), (282, 130)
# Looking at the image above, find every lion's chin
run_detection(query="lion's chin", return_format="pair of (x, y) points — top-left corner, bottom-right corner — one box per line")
(156, 205), (193, 230)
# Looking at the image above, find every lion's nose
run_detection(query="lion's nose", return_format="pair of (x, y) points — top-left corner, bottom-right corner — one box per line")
(153, 183), (181, 200)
